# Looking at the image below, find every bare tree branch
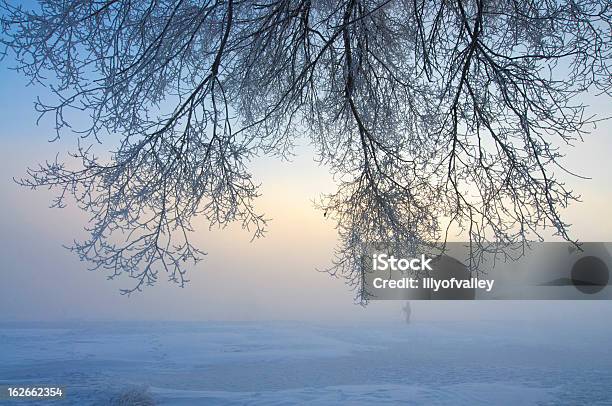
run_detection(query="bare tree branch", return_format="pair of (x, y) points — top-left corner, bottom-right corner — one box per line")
(1, 0), (610, 300)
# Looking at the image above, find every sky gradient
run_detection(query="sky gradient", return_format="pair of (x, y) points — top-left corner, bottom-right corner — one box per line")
(2, 47), (612, 323)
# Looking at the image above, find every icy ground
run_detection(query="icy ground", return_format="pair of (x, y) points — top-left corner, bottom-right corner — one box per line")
(1, 320), (611, 405)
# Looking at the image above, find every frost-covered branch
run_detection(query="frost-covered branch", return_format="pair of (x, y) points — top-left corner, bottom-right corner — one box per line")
(1, 0), (610, 299)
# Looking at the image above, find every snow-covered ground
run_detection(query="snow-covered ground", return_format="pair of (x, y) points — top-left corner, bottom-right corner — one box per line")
(0, 320), (611, 405)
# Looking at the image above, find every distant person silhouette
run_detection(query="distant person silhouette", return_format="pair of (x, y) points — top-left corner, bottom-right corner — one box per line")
(402, 301), (412, 324)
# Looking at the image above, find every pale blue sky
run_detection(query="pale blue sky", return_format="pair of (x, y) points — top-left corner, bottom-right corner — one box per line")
(1, 29), (612, 322)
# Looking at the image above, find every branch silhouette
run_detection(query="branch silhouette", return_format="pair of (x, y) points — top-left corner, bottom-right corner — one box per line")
(1, 0), (610, 300)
